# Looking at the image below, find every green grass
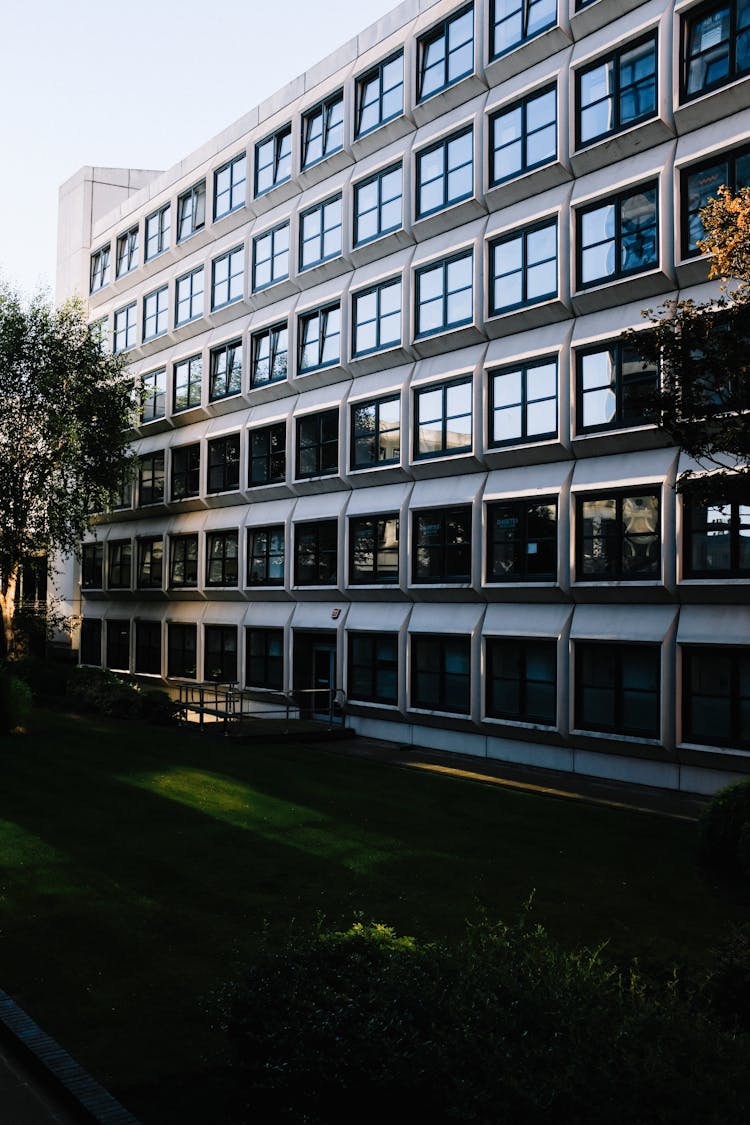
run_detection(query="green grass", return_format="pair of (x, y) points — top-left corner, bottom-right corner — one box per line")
(0, 711), (747, 1122)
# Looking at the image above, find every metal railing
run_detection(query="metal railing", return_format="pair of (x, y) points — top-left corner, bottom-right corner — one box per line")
(177, 683), (346, 732)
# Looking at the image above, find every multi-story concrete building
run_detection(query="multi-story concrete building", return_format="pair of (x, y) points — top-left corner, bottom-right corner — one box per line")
(56, 0), (750, 794)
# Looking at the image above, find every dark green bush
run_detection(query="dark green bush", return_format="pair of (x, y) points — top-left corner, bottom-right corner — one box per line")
(707, 923), (750, 1032)
(223, 919), (750, 1125)
(698, 777), (750, 873)
(10, 657), (76, 703)
(0, 669), (33, 734)
(65, 666), (176, 723)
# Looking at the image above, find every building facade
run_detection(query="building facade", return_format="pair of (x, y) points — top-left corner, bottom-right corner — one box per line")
(56, 0), (750, 793)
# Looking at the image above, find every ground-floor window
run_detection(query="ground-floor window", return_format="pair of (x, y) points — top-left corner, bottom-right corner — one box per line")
(246, 628), (284, 691)
(486, 637), (556, 725)
(168, 623), (197, 679)
(575, 642), (659, 739)
(683, 646), (750, 749)
(411, 634), (470, 714)
(106, 619), (130, 671)
(135, 621), (161, 675)
(204, 625), (238, 683)
(348, 632), (398, 704)
(80, 618), (102, 666)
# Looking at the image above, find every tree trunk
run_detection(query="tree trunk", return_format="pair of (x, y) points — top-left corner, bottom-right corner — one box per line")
(0, 567), (19, 660)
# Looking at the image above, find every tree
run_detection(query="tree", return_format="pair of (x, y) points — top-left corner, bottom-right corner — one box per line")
(0, 286), (136, 657)
(627, 185), (750, 499)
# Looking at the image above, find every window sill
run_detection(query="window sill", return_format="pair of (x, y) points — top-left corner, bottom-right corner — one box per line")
(484, 160), (572, 212)
(570, 117), (673, 179)
(675, 71), (750, 136)
(484, 23), (570, 86)
(413, 73), (487, 129)
(572, 267), (671, 316)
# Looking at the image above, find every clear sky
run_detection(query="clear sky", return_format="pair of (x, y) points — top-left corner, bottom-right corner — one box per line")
(0, 0), (400, 299)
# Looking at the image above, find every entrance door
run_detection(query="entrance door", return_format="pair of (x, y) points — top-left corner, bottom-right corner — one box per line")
(311, 643), (336, 718)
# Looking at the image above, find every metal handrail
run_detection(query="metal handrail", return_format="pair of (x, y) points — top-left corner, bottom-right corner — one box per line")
(177, 683), (347, 731)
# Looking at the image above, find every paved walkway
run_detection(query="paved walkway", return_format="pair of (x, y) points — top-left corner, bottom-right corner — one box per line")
(312, 734), (709, 821)
(0, 1042), (77, 1124)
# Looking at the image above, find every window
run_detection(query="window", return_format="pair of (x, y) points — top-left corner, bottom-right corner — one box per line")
(294, 520), (338, 585)
(145, 204), (170, 260)
(90, 317), (108, 352)
(255, 125), (292, 196)
(490, 219), (557, 314)
(683, 0), (750, 98)
(416, 128), (473, 219)
(302, 92), (344, 167)
(171, 444), (200, 500)
(354, 164), (402, 245)
(491, 86), (556, 185)
(106, 620), (130, 671)
(246, 628), (284, 690)
(142, 287), (168, 342)
(414, 378), (472, 459)
(411, 634), (470, 713)
(247, 526), (285, 586)
(352, 279), (401, 356)
(415, 251), (473, 337)
(111, 477), (133, 511)
(204, 625), (237, 683)
(169, 535), (198, 588)
(351, 396), (400, 469)
(576, 341), (656, 432)
(300, 195), (342, 270)
(135, 622), (161, 675)
(298, 304), (340, 372)
(356, 52), (403, 137)
(209, 340), (242, 401)
(81, 543), (103, 589)
(683, 646), (750, 748)
(576, 642), (660, 738)
(206, 531), (239, 587)
(168, 623), (197, 679)
(214, 153), (246, 219)
(486, 637), (556, 724)
(89, 245), (110, 293)
(491, 0), (557, 59)
(578, 184), (658, 288)
(80, 619), (102, 666)
(177, 181), (206, 241)
(175, 267), (204, 325)
(173, 354), (202, 412)
(577, 491), (660, 580)
(141, 369), (167, 425)
(684, 497), (750, 577)
(252, 223), (289, 291)
(113, 303), (136, 353)
(138, 452), (165, 506)
(207, 434), (241, 493)
(249, 422), (286, 486)
(137, 538), (163, 589)
(487, 499), (557, 581)
(116, 226), (138, 277)
(349, 515), (399, 583)
(211, 246), (244, 308)
(251, 324), (288, 387)
(413, 507), (471, 582)
(418, 5), (474, 102)
(108, 541), (132, 589)
(576, 36), (657, 149)
(682, 147), (750, 256)
(348, 633), (398, 704)
(296, 410), (338, 478)
(490, 358), (557, 446)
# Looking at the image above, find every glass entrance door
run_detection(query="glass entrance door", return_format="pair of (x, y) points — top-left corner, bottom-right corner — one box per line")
(311, 644), (336, 717)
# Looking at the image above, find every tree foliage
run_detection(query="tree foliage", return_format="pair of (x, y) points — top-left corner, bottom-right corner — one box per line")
(627, 186), (750, 498)
(0, 286), (136, 655)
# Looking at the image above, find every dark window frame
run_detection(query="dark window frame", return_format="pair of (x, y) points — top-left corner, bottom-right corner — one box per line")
(295, 409), (339, 480)
(145, 204), (170, 261)
(352, 277), (402, 357)
(135, 621), (161, 676)
(204, 624), (238, 683)
(246, 627), (284, 691)
(490, 83), (557, 186)
(106, 620), (130, 672)
(416, 127), (474, 220)
(249, 422), (286, 487)
(141, 367), (167, 423)
(213, 152), (246, 220)
(576, 488), (662, 582)
(81, 543), (103, 589)
(173, 353), (202, 413)
(247, 525), (285, 587)
(209, 339), (242, 402)
(348, 631), (399, 705)
(251, 323), (288, 388)
(169, 534), (199, 588)
(414, 376), (473, 460)
(89, 244), (110, 293)
(298, 303), (341, 373)
(302, 91), (344, 168)
(575, 339), (657, 434)
(489, 356), (558, 447)
(486, 636), (557, 725)
(349, 514), (400, 585)
(576, 182), (659, 290)
(293, 520), (338, 586)
(350, 394), (401, 470)
(170, 443), (200, 501)
(575, 33), (658, 150)
(680, 144), (750, 258)
(486, 498), (558, 582)
(411, 633), (471, 714)
(254, 125), (292, 197)
(167, 622), (197, 679)
(682, 0), (750, 102)
(211, 245), (244, 310)
(412, 506), (472, 584)
(252, 221), (290, 292)
(490, 0), (558, 61)
(205, 530), (239, 588)
(107, 540), (132, 590)
(142, 286), (168, 342)
(207, 434), (241, 495)
(175, 266), (204, 325)
(176, 180), (206, 242)
(489, 217), (558, 315)
(355, 51), (404, 138)
(136, 537), (164, 590)
(575, 641), (661, 739)
(115, 225), (138, 278)
(299, 193), (343, 271)
(417, 4), (475, 103)
(415, 250), (474, 338)
(353, 163), (403, 246)
(683, 496), (750, 578)
(682, 644), (750, 749)
(138, 452), (165, 507)
(113, 302), (137, 353)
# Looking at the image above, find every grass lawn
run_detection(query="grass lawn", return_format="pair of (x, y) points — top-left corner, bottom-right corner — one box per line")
(0, 710), (747, 1122)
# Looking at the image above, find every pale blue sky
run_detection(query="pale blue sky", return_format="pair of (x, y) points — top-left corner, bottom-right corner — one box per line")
(0, 0), (399, 298)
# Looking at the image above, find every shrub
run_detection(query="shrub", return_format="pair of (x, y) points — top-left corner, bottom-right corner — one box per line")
(139, 687), (179, 726)
(707, 923), (750, 1032)
(698, 777), (750, 873)
(223, 919), (750, 1125)
(65, 666), (175, 724)
(0, 669), (33, 734)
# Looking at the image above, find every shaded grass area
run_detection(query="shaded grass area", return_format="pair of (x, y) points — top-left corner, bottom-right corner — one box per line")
(0, 711), (747, 1122)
